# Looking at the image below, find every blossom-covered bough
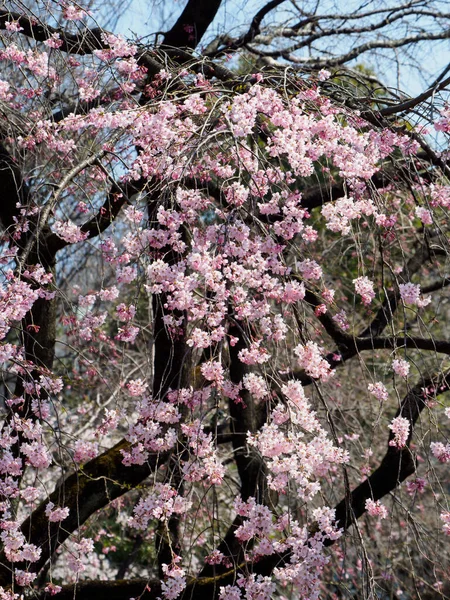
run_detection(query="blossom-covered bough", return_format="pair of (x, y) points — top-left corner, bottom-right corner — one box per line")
(0, 0), (449, 598)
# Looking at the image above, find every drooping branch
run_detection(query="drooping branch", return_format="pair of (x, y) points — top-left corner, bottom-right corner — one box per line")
(199, 321), (271, 579)
(300, 169), (392, 211)
(304, 282), (450, 357)
(250, 3), (450, 42)
(242, 6), (450, 72)
(331, 371), (450, 534)
(378, 73), (450, 117)
(352, 334), (450, 355)
(0, 440), (168, 586)
(0, 144), (58, 472)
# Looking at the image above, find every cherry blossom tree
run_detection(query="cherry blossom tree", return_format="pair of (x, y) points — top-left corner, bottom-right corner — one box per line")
(0, 1), (449, 599)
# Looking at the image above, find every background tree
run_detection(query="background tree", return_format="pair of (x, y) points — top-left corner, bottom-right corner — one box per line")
(0, 1), (449, 599)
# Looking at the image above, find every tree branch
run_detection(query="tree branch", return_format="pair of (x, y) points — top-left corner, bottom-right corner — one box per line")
(0, 142), (30, 234)
(162, 0), (223, 50)
(46, 178), (146, 254)
(0, 10), (107, 54)
(35, 578), (161, 600)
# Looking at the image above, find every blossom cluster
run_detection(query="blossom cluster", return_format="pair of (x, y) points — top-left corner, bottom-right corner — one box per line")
(399, 283), (431, 308)
(431, 442), (450, 463)
(388, 416), (410, 448)
(294, 341), (334, 381)
(248, 381), (347, 500)
(365, 499), (388, 519)
(392, 358), (410, 378)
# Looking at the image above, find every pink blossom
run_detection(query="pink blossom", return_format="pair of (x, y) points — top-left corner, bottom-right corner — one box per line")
(161, 561), (186, 600)
(66, 538), (95, 573)
(44, 583), (62, 595)
(20, 543), (41, 562)
(116, 303), (136, 322)
(430, 442), (450, 463)
(116, 265), (137, 284)
(294, 341), (334, 381)
(21, 487), (41, 503)
(187, 328), (211, 349)
(441, 511), (450, 536)
(53, 220), (88, 244)
(21, 442), (51, 469)
(123, 206), (144, 223)
(368, 382), (388, 402)
(45, 502), (70, 522)
(234, 497), (273, 541)
(78, 294), (96, 308)
(365, 498), (388, 519)
(44, 33), (63, 49)
(181, 420), (225, 485)
(205, 550), (225, 565)
(14, 570), (36, 586)
(38, 375), (63, 395)
(73, 440), (99, 463)
(435, 105), (450, 132)
(63, 4), (88, 20)
(219, 585), (242, 600)
(0, 80), (11, 101)
(406, 478), (427, 495)
(242, 373), (269, 401)
(200, 361), (224, 385)
(318, 69), (331, 81)
(129, 483), (191, 530)
(281, 281), (305, 303)
(127, 379), (148, 397)
(315, 304), (327, 316)
(322, 288), (335, 304)
(0, 275), (40, 339)
(95, 33), (137, 59)
(353, 276), (375, 305)
(399, 283), (431, 308)
(225, 182), (249, 207)
(99, 286), (119, 301)
(5, 21), (23, 32)
(97, 409), (120, 436)
(238, 341), (270, 365)
(236, 574), (274, 600)
(332, 309), (349, 330)
(388, 416), (410, 448)
(115, 324), (139, 343)
(297, 259), (322, 280)
(392, 358), (410, 378)
(415, 206), (432, 225)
